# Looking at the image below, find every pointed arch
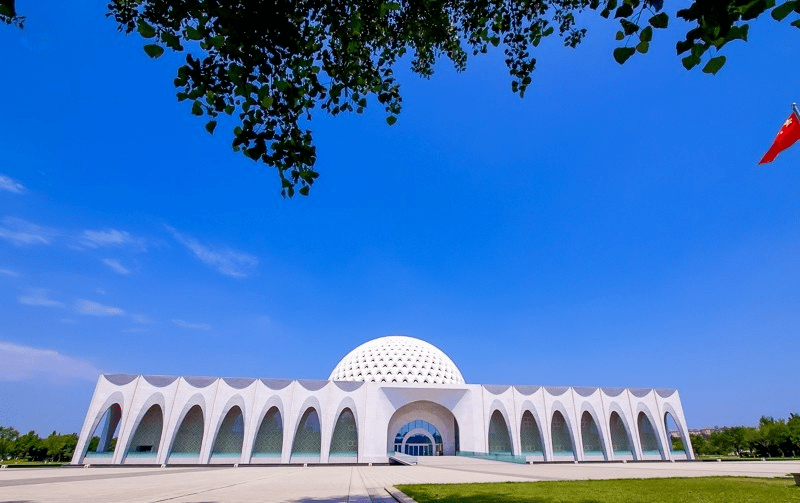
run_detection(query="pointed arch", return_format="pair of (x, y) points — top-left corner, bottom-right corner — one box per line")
(520, 410), (544, 456)
(124, 404), (163, 461)
(329, 408), (358, 459)
(488, 409), (512, 454)
(609, 411), (633, 458)
(168, 404), (204, 462)
(83, 402), (122, 461)
(637, 411), (662, 457)
(211, 405), (244, 461)
(251, 406), (283, 460)
(664, 411), (688, 459)
(551, 410), (576, 459)
(291, 407), (321, 462)
(580, 410), (605, 458)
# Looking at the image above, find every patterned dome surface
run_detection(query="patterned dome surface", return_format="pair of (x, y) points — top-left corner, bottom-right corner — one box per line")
(329, 336), (465, 385)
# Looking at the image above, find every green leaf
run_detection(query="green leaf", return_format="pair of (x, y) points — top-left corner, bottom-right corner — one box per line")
(299, 186), (310, 196)
(648, 12), (669, 28)
(636, 40), (649, 53)
(0, 5), (14, 17)
(143, 44), (164, 58)
(615, 30), (625, 40)
(620, 19), (639, 35)
(386, 115), (397, 125)
(792, 18), (800, 28)
(613, 47), (636, 64)
(185, 26), (203, 40)
(682, 54), (701, 70)
(261, 96), (274, 108)
(205, 120), (217, 134)
(615, 4), (634, 17)
(191, 101), (204, 116)
(702, 55), (726, 74)
(640, 26), (653, 42)
(137, 20), (156, 39)
(161, 32), (182, 50)
(676, 39), (693, 54)
(726, 25), (749, 42)
(275, 81), (290, 92)
(772, 1), (796, 20)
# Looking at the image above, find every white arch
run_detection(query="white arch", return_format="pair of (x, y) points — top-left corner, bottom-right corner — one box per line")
(519, 399), (549, 461)
(76, 392), (125, 463)
(487, 402), (514, 455)
(120, 392), (166, 463)
(289, 396), (323, 463)
(606, 406), (636, 461)
(400, 428), (437, 455)
(635, 404), (666, 459)
(387, 400), (457, 456)
(578, 402), (609, 460)
(328, 397), (360, 462)
(205, 394), (247, 463)
(163, 394), (207, 463)
(662, 403), (693, 460)
(549, 400), (577, 461)
(247, 395), (284, 463)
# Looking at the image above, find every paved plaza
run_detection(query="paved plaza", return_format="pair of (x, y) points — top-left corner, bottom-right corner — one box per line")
(2, 458), (799, 503)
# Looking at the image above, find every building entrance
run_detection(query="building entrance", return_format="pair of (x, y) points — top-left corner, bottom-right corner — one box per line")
(393, 419), (443, 456)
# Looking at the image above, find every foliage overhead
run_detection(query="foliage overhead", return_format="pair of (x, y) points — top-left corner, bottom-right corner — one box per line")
(0, 0), (24, 28)
(10, 1), (800, 195)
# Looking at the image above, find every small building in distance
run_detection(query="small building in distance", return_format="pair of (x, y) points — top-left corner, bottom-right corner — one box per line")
(72, 335), (694, 465)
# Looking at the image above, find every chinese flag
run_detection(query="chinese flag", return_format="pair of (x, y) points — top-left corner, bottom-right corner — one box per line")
(759, 113), (800, 164)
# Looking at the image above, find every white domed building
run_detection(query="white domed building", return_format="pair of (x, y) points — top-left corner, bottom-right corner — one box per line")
(72, 335), (694, 465)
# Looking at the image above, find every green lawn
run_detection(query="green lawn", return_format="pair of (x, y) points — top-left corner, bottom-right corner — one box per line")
(397, 477), (800, 503)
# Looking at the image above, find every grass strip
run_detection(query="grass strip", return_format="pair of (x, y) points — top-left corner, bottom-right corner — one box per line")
(397, 476), (800, 503)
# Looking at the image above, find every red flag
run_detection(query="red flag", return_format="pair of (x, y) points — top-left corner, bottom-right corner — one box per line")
(759, 113), (800, 164)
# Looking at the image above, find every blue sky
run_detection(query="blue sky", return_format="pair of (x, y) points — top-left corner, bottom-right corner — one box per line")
(1, 2), (799, 435)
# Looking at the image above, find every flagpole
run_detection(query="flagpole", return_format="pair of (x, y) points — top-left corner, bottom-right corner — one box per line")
(793, 102), (800, 120)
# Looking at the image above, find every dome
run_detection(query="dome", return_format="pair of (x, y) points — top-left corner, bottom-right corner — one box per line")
(328, 335), (465, 385)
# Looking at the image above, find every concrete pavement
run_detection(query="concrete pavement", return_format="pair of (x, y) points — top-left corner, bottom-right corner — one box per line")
(1, 458), (799, 503)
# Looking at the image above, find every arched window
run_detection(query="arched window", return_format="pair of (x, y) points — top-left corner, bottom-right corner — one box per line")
(211, 406), (244, 460)
(488, 410), (512, 454)
(291, 408), (321, 461)
(609, 411), (633, 457)
(520, 411), (543, 455)
(251, 407), (282, 459)
(637, 412), (661, 456)
(580, 411), (604, 457)
(126, 404), (162, 460)
(169, 405), (204, 461)
(551, 410), (575, 458)
(84, 403), (122, 461)
(329, 408), (358, 458)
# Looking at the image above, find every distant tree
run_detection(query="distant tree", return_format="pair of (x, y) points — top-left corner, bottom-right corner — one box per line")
(14, 430), (46, 461)
(0, 426), (20, 460)
(42, 432), (79, 462)
(690, 433), (708, 455)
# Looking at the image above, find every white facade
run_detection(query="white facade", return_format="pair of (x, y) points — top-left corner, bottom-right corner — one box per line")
(72, 337), (694, 465)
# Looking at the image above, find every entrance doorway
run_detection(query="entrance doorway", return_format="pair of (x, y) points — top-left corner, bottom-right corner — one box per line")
(393, 420), (442, 456)
(387, 400), (458, 456)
